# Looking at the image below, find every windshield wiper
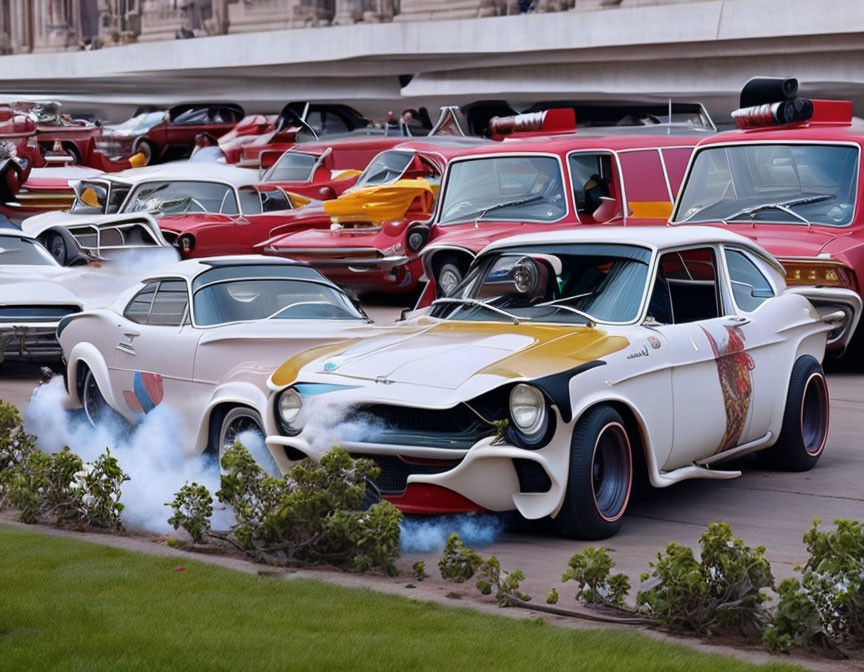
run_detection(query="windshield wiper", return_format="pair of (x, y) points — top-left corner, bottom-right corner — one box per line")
(431, 297), (522, 324)
(473, 194), (545, 228)
(721, 194), (835, 229)
(536, 303), (596, 327)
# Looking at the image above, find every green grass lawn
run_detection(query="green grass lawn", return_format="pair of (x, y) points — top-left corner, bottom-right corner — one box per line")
(0, 525), (802, 672)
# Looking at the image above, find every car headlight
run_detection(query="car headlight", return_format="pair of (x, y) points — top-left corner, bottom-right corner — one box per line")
(406, 227), (428, 253)
(278, 388), (302, 429)
(509, 384), (545, 436)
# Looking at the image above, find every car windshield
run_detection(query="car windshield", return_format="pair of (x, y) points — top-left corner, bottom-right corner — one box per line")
(192, 278), (365, 326)
(264, 152), (318, 182)
(352, 151), (413, 189)
(0, 236), (58, 266)
(674, 144), (859, 227)
(126, 180), (237, 215)
(438, 156), (567, 224)
(430, 243), (651, 324)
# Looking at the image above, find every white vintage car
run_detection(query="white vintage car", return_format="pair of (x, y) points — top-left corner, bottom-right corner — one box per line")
(0, 228), (162, 365)
(264, 227), (861, 539)
(58, 256), (376, 459)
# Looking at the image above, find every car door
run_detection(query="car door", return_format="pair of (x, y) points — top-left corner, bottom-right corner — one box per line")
(646, 247), (773, 469)
(108, 279), (201, 420)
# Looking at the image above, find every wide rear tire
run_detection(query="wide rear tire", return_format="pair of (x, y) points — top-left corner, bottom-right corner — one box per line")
(554, 405), (633, 540)
(760, 355), (829, 471)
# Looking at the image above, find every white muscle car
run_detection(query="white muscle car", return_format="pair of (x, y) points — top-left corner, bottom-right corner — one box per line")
(263, 227), (860, 539)
(57, 256), (376, 460)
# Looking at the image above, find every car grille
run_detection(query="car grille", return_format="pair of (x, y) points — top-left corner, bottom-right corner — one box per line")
(352, 403), (494, 450)
(354, 453), (461, 495)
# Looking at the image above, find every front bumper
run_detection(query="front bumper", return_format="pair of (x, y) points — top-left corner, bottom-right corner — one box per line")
(264, 407), (571, 519)
(0, 323), (63, 364)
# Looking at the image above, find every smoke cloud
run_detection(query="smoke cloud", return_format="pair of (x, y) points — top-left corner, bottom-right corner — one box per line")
(24, 376), (273, 533)
(399, 514), (508, 553)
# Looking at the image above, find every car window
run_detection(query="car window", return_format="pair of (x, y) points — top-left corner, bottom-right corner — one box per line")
(725, 249), (774, 312)
(569, 153), (615, 216)
(148, 280), (189, 326)
(238, 187), (262, 215)
(0, 236), (58, 266)
(126, 181), (237, 216)
(260, 189), (292, 212)
(439, 156), (567, 224)
(650, 248), (721, 324)
(192, 278), (364, 326)
(306, 111), (349, 136)
(264, 152), (318, 182)
(432, 243), (652, 324)
(124, 282), (159, 324)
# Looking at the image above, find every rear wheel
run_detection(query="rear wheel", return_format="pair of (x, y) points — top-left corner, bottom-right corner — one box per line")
(81, 367), (110, 427)
(554, 405), (633, 540)
(760, 356), (829, 471)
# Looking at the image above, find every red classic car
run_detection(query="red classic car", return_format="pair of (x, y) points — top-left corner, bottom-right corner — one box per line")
(108, 103), (245, 164)
(257, 138), (491, 294)
(259, 134), (446, 201)
(221, 103), (370, 166)
(668, 77), (864, 356)
(0, 107), (38, 204)
(413, 128), (705, 303)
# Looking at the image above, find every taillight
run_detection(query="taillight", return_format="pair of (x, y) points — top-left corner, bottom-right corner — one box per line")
(781, 259), (855, 289)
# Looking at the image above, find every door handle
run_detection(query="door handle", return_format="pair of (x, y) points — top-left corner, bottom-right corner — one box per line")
(725, 316), (751, 326)
(123, 330), (140, 340)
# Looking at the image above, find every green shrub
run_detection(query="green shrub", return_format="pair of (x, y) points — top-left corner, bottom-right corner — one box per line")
(763, 518), (864, 656)
(438, 532), (483, 583)
(0, 402), (127, 531)
(475, 555), (531, 606)
(169, 444), (402, 575)
(168, 483), (213, 544)
(412, 561), (429, 581)
(562, 546), (630, 608)
(637, 522), (773, 639)
(545, 587), (559, 605)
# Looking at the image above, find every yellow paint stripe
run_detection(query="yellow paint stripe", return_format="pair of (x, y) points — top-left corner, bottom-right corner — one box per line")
(628, 201), (673, 219)
(271, 339), (361, 387)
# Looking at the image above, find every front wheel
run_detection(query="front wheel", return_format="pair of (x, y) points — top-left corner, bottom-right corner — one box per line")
(760, 356), (829, 471)
(41, 231), (68, 265)
(218, 407), (265, 462)
(554, 405), (633, 540)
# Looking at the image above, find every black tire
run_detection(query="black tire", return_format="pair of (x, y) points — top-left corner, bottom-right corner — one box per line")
(434, 254), (466, 297)
(133, 139), (155, 165)
(81, 366), (110, 427)
(760, 356), (829, 471)
(218, 407), (265, 460)
(41, 230), (68, 265)
(554, 405), (633, 540)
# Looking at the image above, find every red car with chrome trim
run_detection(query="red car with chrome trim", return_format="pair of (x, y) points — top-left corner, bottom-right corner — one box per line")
(669, 77), (864, 355)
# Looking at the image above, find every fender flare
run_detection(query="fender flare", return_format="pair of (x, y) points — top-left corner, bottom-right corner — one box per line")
(194, 381), (270, 454)
(67, 342), (118, 411)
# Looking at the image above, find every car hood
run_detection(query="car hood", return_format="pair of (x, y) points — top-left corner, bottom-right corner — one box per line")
(273, 319), (630, 392)
(0, 276), (82, 306)
(259, 224), (387, 250)
(428, 221), (567, 255)
(691, 221), (842, 258)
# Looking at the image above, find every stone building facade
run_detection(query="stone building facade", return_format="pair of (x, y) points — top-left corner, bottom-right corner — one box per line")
(0, 0), (677, 52)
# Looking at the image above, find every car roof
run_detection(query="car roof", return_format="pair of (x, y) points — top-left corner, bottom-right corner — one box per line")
(479, 225), (782, 270)
(141, 255), (341, 285)
(0, 228), (35, 241)
(455, 133), (703, 157)
(106, 161), (261, 187)
(695, 119), (864, 148)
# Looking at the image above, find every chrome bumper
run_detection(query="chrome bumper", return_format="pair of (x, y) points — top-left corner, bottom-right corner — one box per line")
(0, 323), (62, 364)
(785, 286), (863, 352)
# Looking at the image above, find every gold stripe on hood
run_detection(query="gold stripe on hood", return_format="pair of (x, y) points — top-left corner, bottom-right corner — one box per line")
(271, 339), (361, 388)
(423, 321), (629, 379)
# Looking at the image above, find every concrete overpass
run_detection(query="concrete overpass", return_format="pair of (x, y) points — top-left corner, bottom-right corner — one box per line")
(1, 0), (863, 123)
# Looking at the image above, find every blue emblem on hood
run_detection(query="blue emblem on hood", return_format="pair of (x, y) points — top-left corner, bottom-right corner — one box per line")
(323, 360), (340, 372)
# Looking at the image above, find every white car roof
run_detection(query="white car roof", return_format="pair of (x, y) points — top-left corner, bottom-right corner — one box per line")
(142, 255), (336, 285)
(0, 228), (36, 241)
(480, 225), (782, 271)
(98, 161), (260, 187)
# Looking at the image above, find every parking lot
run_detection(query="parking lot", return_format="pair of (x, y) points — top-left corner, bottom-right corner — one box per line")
(3, 300), (862, 596)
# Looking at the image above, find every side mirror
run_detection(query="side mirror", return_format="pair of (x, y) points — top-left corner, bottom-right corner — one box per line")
(592, 196), (619, 223)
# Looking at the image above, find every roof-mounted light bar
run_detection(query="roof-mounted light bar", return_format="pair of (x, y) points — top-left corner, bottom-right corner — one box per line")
(488, 108), (577, 140)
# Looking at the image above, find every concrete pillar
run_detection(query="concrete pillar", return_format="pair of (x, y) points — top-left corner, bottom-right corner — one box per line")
(395, 0), (488, 21)
(138, 0), (184, 42)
